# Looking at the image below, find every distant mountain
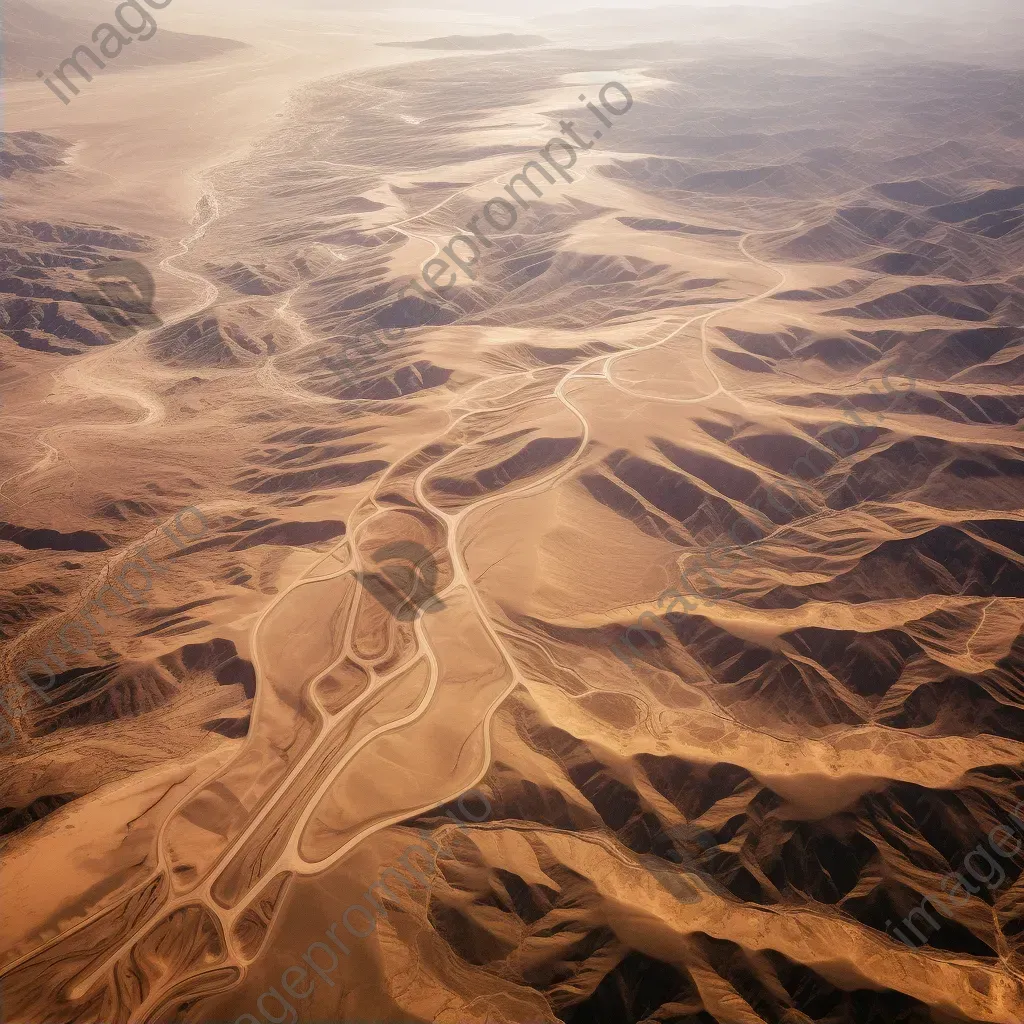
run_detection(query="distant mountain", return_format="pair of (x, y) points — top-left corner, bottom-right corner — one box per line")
(4, 0), (246, 80)
(378, 33), (548, 51)
(0, 131), (70, 178)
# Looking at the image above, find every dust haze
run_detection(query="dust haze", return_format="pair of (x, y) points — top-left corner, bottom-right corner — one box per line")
(2, 1), (1024, 1023)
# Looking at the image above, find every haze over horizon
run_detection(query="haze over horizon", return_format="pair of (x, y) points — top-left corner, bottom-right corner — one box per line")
(2, 1), (1023, 1023)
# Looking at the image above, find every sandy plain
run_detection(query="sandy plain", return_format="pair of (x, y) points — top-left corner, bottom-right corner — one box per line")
(2, 1), (1024, 1023)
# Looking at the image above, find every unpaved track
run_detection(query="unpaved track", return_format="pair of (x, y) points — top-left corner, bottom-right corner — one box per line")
(0, 86), (820, 1024)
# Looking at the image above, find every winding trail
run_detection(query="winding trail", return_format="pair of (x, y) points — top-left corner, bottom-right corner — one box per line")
(1, 187), (225, 521)
(0, 87), (820, 1024)
(55, 190), (222, 430)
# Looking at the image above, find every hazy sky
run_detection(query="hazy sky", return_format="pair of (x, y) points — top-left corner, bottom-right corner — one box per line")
(289, 0), (830, 11)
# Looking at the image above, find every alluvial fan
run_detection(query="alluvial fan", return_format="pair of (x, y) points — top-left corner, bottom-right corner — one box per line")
(2, 0), (1024, 1022)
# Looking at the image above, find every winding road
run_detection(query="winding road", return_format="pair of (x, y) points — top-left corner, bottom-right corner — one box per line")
(0, 87), (815, 1024)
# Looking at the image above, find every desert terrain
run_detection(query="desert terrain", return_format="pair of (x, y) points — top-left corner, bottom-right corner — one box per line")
(2, 0), (1024, 1022)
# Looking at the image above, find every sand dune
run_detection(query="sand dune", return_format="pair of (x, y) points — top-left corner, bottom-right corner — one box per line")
(1, 1), (1024, 1022)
